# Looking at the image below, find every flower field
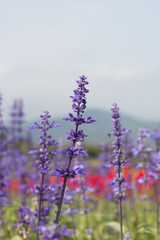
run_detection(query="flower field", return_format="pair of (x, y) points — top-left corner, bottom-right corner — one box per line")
(1, 76), (160, 240)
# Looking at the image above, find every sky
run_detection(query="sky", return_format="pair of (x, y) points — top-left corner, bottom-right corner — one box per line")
(1, 0), (160, 121)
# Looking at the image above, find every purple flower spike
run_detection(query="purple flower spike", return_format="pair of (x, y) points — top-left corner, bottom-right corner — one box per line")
(109, 103), (130, 240)
(29, 111), (59, 240)
(66, 129), (88, 142)
(9, 99), (24, 142)
(50, 167), (85, 179)
(109, 103), (128, 190)
(0, 93), (10, 226)
(52, 75), (95, 225)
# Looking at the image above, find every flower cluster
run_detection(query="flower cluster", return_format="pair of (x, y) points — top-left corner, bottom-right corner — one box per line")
(10, 99), (24, 142)
(133, 128), (151, 160)
(0, 94), (10, 225)
(13, 206), (31, 237)
(109, 103), (128, 199)
(98, 142), (112, 174)
(29, 111), (59, 238)
(108, 103), (129, 240)
(150, 129), (160, 152)
(50, 167), (85, 179)
(51, 76), (95, 178)
(64, 75), (95, 164)
(133, 128), (152, 193)
(150, 129), (160, 176)
(41, 224), (74, 240)
(29, 111), (59, 175)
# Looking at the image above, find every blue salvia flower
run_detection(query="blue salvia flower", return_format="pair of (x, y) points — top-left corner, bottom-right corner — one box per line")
(7, 99), (25, 182)
(12, 101), (35, 238)
(98, 142), (112, 200)
(51, 75), (95, 224)
(29, 111), (59, 240)
(49, 183), (62, 208)
(109, 103), (129, 240)
(0, 93), (10, 233)
(133, 128), (152, 222)
(122, 130), (133, 162)
(53, 139), (66, 169)
(51, 167), (85, 179)
(109, 103), (128, 197)
(150, 130), (160, 176)
(98, 142), (112, 172)
(41, 224), (74, 240)
(150, 129), (160, 179)
(10, 99), (24, 143)
(122, 131), (135, 211)
(133, 128), (151, 161)
(12, 102), (29, 203)
(13, 206), (32, 238)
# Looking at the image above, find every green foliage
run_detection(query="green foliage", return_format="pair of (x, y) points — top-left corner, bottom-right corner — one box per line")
(133, 223), (157, 240)
(84, 144), (101, 158)
(2, 193), (160, 240)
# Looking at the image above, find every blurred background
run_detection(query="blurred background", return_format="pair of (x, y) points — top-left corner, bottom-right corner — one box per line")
(0, 0), (160, 125)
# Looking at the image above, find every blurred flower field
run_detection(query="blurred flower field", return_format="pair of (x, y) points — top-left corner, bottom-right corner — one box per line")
(1, 76), (160, 240)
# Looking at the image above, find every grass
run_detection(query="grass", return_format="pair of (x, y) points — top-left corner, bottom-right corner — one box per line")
(1, 191), (159, 240)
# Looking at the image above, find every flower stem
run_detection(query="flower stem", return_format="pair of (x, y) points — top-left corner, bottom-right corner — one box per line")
(118, 171), (123, 240)
(36, 173), (45, 240)
(119, 193), (123, 240)
(55, 112), (79, 223)
(55, 176), (67, 224)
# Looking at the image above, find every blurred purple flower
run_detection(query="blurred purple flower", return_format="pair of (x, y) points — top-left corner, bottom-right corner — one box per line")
(50, 167), (85, 179)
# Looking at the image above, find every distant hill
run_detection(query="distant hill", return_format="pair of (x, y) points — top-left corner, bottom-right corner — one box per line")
(24, 108), (160, 144)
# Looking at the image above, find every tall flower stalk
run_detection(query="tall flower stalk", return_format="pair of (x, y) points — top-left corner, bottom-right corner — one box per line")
(29, 111), (59, 240)
(133, 128), (151, 223)
(109, 103), (128, 240)
(51, 75), (95, 224)
(0, 93), (10, 238)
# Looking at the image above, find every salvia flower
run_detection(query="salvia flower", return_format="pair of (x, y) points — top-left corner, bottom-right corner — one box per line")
(50, 167), (85, 179)
(109, 103), (128, 194)
(51, 75), (95, 224)
(29, 111), (59, 239)
(0, 93), (10, 232)
(41, 224), (74, 240)
(132, 128), (151, 159)
(10, 99), (24, 142)
(109, 103), (129, 240)
(133, 127), (151, 222)
(150, 129), (160, 152)
(13, 206), (32, 238)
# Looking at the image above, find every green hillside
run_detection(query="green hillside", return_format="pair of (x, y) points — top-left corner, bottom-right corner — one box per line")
(24, 108), (160, 144)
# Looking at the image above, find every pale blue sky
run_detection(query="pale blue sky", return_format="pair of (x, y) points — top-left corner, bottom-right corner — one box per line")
(1, 0), (160, 121)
